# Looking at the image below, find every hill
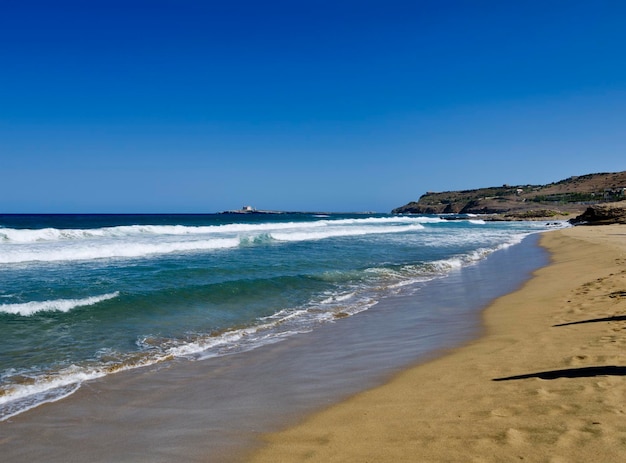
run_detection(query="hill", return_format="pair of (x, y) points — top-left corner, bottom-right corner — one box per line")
(392, 171), (626, 219)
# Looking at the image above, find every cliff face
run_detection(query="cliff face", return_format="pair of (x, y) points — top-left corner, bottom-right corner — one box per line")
(392, 171), (626, 217)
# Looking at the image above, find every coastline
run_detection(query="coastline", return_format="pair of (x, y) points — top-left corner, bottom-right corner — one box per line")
(0, 232), (548, 462)
(249, 225), (626, 462)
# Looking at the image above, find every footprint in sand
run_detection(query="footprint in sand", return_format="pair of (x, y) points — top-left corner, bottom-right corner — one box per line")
(505, 428), (527, 446)
(565, 355), (589, 366)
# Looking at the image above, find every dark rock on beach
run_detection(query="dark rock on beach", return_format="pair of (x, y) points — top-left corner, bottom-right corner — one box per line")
(569, 202), (626, 225)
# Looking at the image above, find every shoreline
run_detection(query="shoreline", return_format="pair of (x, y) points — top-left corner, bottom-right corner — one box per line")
(249, 225), (626, 462)
(0, 233), (548, 462)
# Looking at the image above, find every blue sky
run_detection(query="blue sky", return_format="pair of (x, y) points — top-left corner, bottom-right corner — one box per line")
(1, 0), (625, 213)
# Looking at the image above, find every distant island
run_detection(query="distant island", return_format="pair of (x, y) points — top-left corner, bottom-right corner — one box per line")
(392, 171), (626, 221)
(220, 206), (289, 215)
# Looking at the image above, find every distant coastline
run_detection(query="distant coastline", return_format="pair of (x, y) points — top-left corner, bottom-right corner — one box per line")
(392, 171), (626, 220)
(219, 207), (377, 216)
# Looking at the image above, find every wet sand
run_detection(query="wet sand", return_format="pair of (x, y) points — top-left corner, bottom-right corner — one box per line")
(0, 235), (547, 462)
(249, 225), (626, 462)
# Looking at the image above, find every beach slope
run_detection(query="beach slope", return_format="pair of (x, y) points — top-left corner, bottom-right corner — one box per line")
(249, 225), (626, 462)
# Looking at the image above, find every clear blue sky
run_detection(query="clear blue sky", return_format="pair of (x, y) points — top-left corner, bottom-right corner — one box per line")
(2, 0), (625, 213)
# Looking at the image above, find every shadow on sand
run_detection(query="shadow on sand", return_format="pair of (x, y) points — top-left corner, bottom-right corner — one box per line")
(553, 314), (626, 327)
(493, 366), (626, 381)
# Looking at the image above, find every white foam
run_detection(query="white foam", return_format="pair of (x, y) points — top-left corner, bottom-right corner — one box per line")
(0, 238), (241, 264)
(0, 366), (107, 421)
(0, 292), (119, 316)
(0, 217), (436, 264)
(320, 291), (356, 304)
(0, 382), (82, 422)
(0, 217), (438, 243)
(271, 224), (424, 242)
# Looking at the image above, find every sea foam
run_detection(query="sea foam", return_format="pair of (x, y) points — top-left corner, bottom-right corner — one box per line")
(0, 217), (431, 264)
(271, 224), (424, 242)
(0, 292), (120, 316)
(0, 238), (241, 264)
(0, 217), (435, 243)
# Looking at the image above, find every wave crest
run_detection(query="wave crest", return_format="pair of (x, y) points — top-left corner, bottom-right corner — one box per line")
(0, 217), (431, 264)
(0, 292), (120, 316)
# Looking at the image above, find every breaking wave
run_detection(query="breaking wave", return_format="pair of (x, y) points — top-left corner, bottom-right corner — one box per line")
(0, 217), (438, 244)
(0, 217), (430, 264)
(0, 292), (120, 316)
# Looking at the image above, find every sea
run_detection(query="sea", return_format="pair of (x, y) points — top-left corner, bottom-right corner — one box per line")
(0, 212), (562, 423)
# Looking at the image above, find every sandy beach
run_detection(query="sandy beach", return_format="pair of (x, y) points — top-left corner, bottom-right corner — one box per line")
(249, 225), (626, 462)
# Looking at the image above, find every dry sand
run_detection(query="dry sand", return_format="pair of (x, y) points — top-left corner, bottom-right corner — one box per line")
(248, 225), (626, 462)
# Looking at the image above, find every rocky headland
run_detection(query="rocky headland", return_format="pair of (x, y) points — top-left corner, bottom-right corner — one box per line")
(392, 171), (626, 221)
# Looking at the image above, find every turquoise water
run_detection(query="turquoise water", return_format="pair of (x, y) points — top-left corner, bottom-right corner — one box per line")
(0, 213), (560, 419)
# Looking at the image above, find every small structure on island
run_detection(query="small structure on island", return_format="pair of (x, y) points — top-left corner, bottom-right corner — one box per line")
(220, 205), (259, 214)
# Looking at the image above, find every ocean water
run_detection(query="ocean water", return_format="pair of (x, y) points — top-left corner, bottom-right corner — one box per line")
(0, 213), (560, 421)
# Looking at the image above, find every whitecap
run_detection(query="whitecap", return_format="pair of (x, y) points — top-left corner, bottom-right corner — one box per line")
(0, 238), (241, 264)
(0, 292), (120, 316)
(270, 224), (424, 242)
(0, 217), (437, 244)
